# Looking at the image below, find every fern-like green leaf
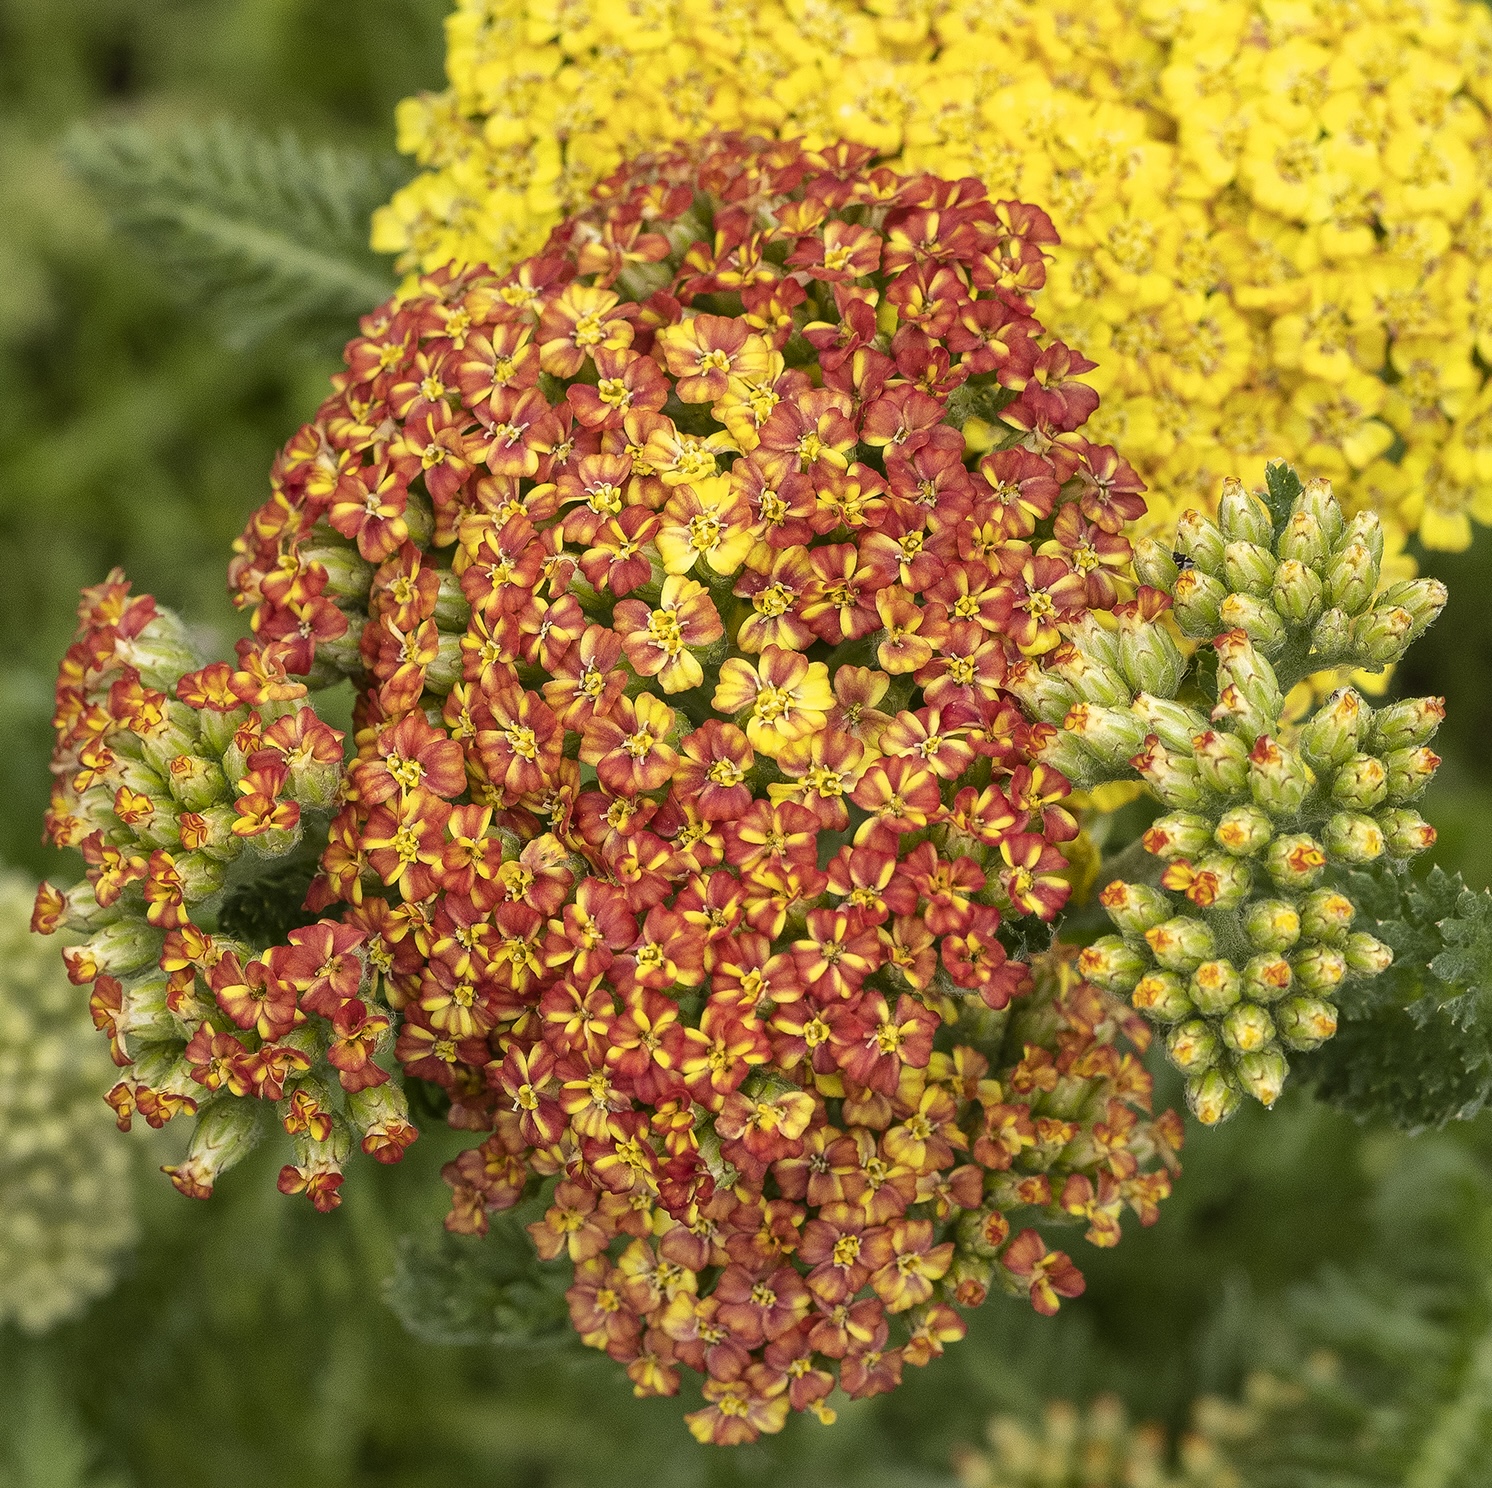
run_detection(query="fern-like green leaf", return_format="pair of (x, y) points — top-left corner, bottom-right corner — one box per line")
(1298, 865), (1492, 1132)
(61, 118), (402, 346)
(384, 1207), (576, 1350)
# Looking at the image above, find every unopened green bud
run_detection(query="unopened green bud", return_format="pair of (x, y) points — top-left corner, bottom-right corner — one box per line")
(1247, 736), (1311, 817)
(1236, 1047), (1290, 1106)
(1271, 559), (1325, 626)
(163, 752), (229, 813)
(307, 625), (363, 680)
(1177, 853), (1253, 911)
(161, 1101), (265, 1201)
(1293, 943), (1348, 993)
(1134, 536), (1180, 591)
(1379, 577), (1448, 639)
(1217, 477), (1274, 547)
(1173, 509), (1227, 574)
(1277, 508), (1330, 570)
(1296, 475), (1346, 547)
(1212, 630), (1283, 722)
(134, 810), (185, 853)
(1378, 807), (1437, 858)
(197, 705), (250, 759)
(1046, 645), (1132, 707)
(1004, 659), (1078, 724)
(1224, 540), (1278, 598)
(113, 757), (170, 802)
(1077, 936), (1148, 993)
(1310, 606), (1354, 658)
(1171, 567), (1227, 634)
(1383, 745), (1440, 803)
(1368, 695), (1445, 752)
(1299, 889), (1355, 943)
(1217, 592), (1287, 652)
(1345, 932), (1394, 976)
(193, 805), (243, 861)
(1167, 1019), (1221, 1073)
(1266, 833), (1328, 888)
(241, 818), (303, 861)
(175, 850), (227, 900)
(1117, 617), (1186, 697)
(300, 540), (375, 603)
(1029, 727), (1095, 783)
(1098, 880), (1173, 935)
(1141, 812), (1214, 860)
(1191, 729), (1250, 795)
(1242, 953), (1294, 1001)
(1064, 613), (1124, 671)
(1349, 605), (1415, 666)
(1298, 687), (1367, 768)
(1188, 959), (1242, 1014)
(956, 1208), (1014, 1261)
(1214, 804), (1273, 855)
(1130, 736), (1210, 809)
(136, 708), (205, 775)
(1324, 539), (1380, 615)
(1323, 811), (1385, 864)
(1064, 703), (1152, 769)
(1244, 899), (1302, 952)
(1144, 915), (1217, 972)
(1132, 694), (1210, 753)
(116, 975), (177, 1042)
(113, 616), (202, 692)
(434, 568), (472, 631)
(64, 919), (163, 982)
(1132, 970), (1194, 1023)
(1276, 995), (1338, 1051)
(1186, 1068), (1241, 1124)
(423, 631), (464, 695)
(1339, 507), (1385, 563)
(1220, 1002), (1276, 1054)
(1331, 753), (1389, 811)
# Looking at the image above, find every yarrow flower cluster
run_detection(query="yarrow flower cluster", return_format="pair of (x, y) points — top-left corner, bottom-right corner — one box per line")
(36, 573), (417, 1208)
(0, 872), (136, 1334)
(38, 135), (1183, 1439)
(953, 1392), (1267, 1488)
(377, 0), (1492, 560)
(1009, 465), (1447, 1123)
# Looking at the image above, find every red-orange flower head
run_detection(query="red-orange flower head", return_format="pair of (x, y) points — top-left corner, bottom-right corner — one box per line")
(95, 135), (1171, 1439)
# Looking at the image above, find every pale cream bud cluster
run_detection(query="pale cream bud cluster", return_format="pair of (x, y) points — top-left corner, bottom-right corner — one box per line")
(1, 872), (136, 1333)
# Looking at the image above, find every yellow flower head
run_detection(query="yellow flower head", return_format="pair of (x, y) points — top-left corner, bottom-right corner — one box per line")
(378, 0), (1492, 555)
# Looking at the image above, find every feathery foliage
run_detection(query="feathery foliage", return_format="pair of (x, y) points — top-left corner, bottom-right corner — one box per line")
(60, 118), (401, 346)
(1300, 867), (1492, 1132)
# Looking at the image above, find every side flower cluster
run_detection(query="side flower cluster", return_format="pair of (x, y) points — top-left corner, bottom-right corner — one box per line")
(0, 871), (136, 1334)
(209, 133), (1179, 1436)
(378, 0), (1492, 556)
(35, 574), (416, 1210)
(953, 1392), (1256, 1488)
(1009, 465), (1447, 1123)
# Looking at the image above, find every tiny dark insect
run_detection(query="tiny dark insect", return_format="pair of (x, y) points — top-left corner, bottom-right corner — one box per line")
(1172, 550), (1196, 572)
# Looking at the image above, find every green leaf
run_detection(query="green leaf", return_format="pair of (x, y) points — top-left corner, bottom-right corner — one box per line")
(384, 1206), (577, 1350)
(1263, 458), (1304, 543)
(60, 118), (402, 348)
(1298, 865), (1492, 1132)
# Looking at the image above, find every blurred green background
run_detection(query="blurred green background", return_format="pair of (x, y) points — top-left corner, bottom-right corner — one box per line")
(3, 3), (1492, 1484)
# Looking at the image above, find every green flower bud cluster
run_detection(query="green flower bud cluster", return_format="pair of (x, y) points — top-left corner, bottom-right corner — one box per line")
(952, 1394), (1242, 1488)
(1, 873), (135, 1334)
(39, 582), (346, 958)
(34, 578), (391, 1207)
(1007, 465), (1447, 1124)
